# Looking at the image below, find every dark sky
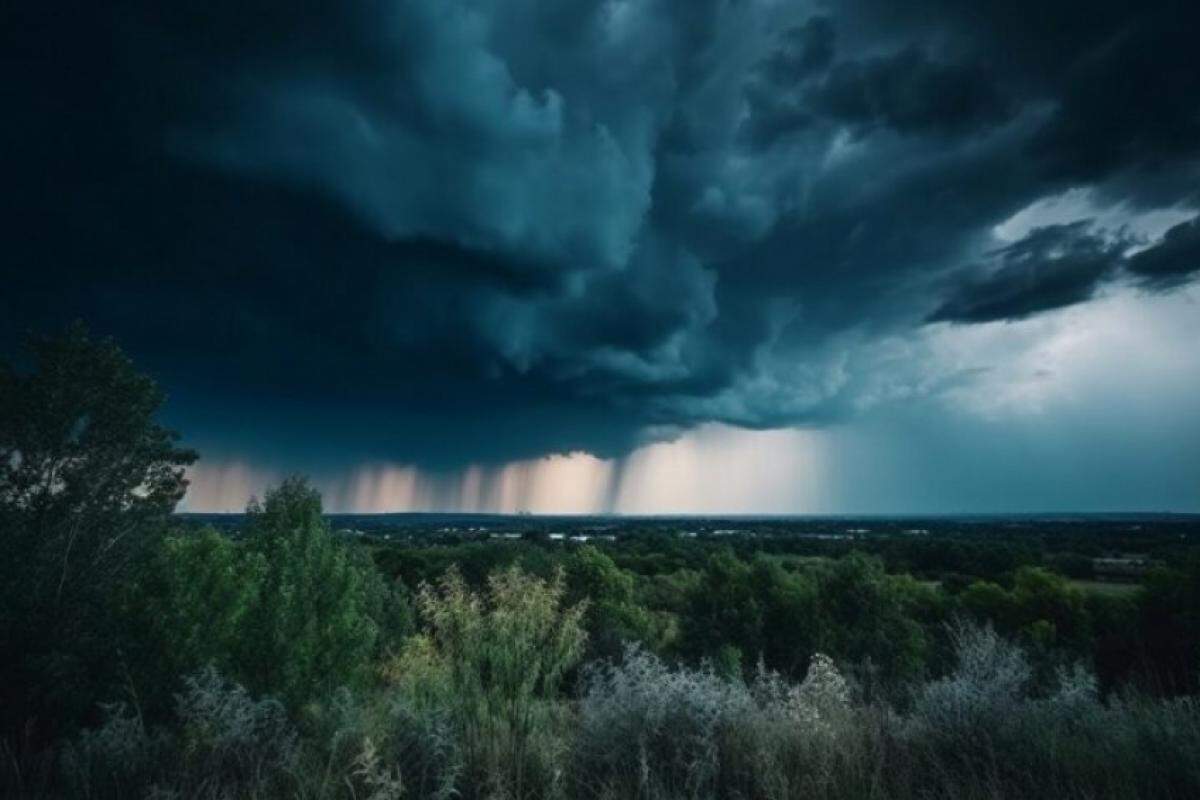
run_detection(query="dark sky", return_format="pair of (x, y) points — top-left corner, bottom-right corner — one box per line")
(3, 1), (1199, 511)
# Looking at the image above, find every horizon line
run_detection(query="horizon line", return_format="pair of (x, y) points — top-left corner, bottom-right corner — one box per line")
(175, 510), (1200, 518)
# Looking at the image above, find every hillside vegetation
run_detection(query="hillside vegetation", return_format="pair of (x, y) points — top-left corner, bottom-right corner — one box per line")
(3, 328), (1199, 799)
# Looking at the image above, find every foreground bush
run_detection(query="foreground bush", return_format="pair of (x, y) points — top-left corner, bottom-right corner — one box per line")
(58, 667), (299, 799)
(384, 564), (588, 800)
(568, 624), (1200, 800)
(898, 623), (1200, 800)
(573, 646), (862, 800)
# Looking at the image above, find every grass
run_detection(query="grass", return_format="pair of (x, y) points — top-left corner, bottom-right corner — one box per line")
(8, 622), (1200, 800)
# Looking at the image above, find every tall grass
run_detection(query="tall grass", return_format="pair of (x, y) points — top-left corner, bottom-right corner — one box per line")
(7, 623), (1199, 800)
(569, 624), (1200, 800)
(896, 624), (1200, 799)
(572, 646), (874, 800)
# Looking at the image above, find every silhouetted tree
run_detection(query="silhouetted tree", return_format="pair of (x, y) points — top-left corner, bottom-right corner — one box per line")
(0, 323), (196, 738)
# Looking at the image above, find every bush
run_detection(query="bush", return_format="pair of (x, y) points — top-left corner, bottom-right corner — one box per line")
(59, 667), (298, 800)
(32, 613), (1200, 800)
(398, 564), (587, 800)
(171, 667), (299, 796)
(58, 703), (170, 799)
(299, 685), (456, 800)
(899, 621), (1200, 800)
(573, 645), (859, 800)
(911, 621), (1031, 737)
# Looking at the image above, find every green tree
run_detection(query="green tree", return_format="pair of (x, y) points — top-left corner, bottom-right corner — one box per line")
(751, 555), (822, 677)
(959, 579), (1019, 630)
(0, 324), (196, 737)
(1011, 566), (1091, 653)
(118, 528), (265, 715)
(237, 477), (394, 705)
(565, 545), (661, 659)
(682, 549), (763, 669)
(122, 479), (409, 711)
(817, 552), (929, 683)
(680, 551), (827, 678)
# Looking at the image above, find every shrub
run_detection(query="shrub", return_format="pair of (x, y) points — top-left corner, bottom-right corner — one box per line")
(171, 667), (299, 796)
(911, 621), (1031, 737)
(303, 682), (461, 800)
(899, 621), (1200, 800)
(405, 564), (588, 800)
(59, 667), (298, 800)
(573, 645), (858, 800)
(58, 703), (170, 799)
(575, 645), (743, 797)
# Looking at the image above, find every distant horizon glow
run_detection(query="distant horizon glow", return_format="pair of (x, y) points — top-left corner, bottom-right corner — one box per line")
(181, 425), (829, 515)
(180, 286), (1200, 515)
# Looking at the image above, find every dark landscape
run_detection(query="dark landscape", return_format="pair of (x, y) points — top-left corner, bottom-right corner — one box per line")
(4, 0), (1200, 797)
(3, 329), (1198, 797)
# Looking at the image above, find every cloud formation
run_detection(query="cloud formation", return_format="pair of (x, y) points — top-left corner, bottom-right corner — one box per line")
(1128, 217), (1200, 289)
(928, 222), (1126, 323)
(2, 0), (1198, 476)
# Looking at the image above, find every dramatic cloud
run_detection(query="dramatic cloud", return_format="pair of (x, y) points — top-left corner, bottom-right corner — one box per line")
(1127, 217), (1200, 289)
(3, 0), (1198, 507)
(928, 222), (1126, 323)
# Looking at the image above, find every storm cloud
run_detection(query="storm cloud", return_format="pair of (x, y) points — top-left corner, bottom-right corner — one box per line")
(1127, 217), (1200, 289)
(928, 222), (1126, 323)
(3, 0), (1199, 477)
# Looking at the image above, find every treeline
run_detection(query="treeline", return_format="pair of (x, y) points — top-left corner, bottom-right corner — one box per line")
(372, 532), (1200, 695)
(2, 327), (1199, 799)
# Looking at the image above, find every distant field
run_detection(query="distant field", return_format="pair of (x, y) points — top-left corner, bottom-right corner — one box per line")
(911, 579), (1141, 596)
(1070, 579), (1142, 596)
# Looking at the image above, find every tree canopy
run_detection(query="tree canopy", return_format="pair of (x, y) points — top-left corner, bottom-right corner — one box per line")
(0, 324), (195, 737)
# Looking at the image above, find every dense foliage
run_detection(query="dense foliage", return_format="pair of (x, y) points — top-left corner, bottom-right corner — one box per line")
(3, 328), (1199, 799)
(121, 478), (410, 713)
(0, 324), (196, 739)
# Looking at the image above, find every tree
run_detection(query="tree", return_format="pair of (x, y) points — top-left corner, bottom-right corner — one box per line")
(121, 478), (408, 712)
(680, 551), (827, 679)
(1010, 566), (1091, 654)
(681, 549), (763, 670)
(960, 579), (1018, 630)
(565, 545), (661, 660)
(817, 552), (929, 684)
(751, 555), (822, 678)
(0, 323), (196, 737)
(117, 528), (265, 716)
(1139, 556), (1200, 694)
(237, 477), (395, 705)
